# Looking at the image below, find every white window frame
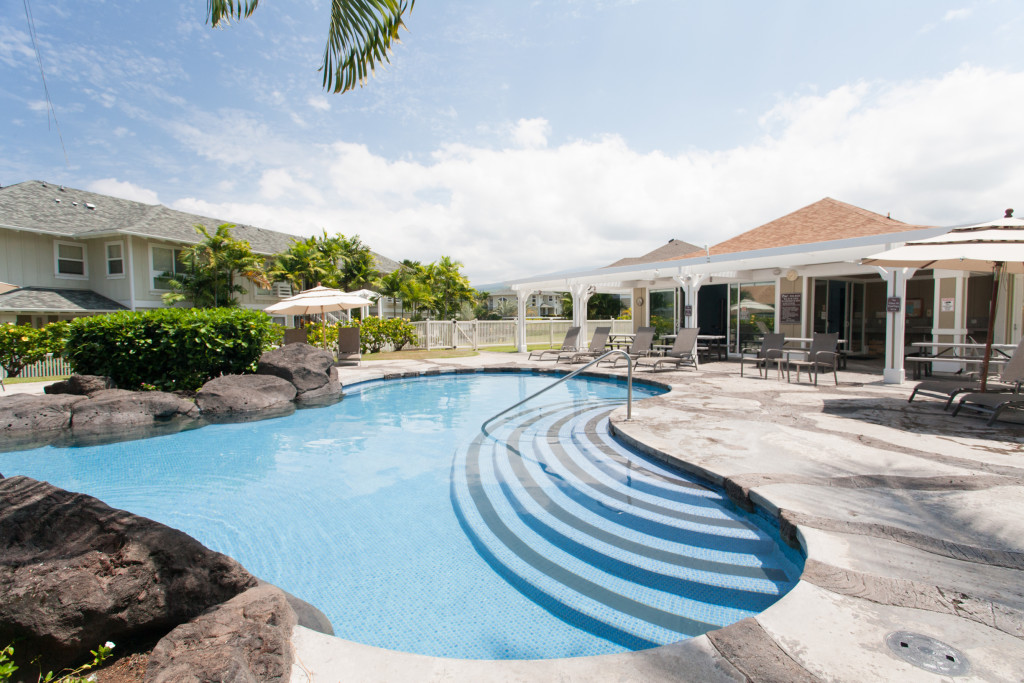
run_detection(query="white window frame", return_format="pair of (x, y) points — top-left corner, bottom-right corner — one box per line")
(54, 240), (88, 279)
(149, 244), (184, 291)
(105, 241), (125, 279)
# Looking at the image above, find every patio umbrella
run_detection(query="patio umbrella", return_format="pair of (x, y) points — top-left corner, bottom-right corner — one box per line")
(862, 209), (1024, 389)
(265, 284), (374, 348)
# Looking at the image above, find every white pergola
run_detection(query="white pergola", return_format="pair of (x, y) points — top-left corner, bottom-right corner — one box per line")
(504, 225), (954, 383)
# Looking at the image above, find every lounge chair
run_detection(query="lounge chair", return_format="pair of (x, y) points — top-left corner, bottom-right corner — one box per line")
(283, 328), (308, 345)
(559, 326), (611, 364)
(636, 327), (699, 372)
(951, 390), (1024, 425)
(599, 327), (656, 368)
(785, 332), (840, 385)
(336, 326), (361, 366)
(739, 333), (785, 379)
(908, 337), (1024, 409)
(528, 326), (580, 361)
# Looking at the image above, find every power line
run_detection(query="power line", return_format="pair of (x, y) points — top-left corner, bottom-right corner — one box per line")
(23, 0), (68, 165)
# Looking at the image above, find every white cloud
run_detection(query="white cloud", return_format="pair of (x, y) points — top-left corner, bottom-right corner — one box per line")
(171, 66), (1024, 284)
(510, 117), (550, 149)
(87, 178), (160, 205)
(307, 96), (331, 112)
(944, 8), (973, 22)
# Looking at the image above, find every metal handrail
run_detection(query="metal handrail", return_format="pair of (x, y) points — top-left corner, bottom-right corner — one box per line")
(481, 349), (634, 434)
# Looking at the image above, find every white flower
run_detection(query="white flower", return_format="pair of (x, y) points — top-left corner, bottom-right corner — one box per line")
(105, 641), (115, 649)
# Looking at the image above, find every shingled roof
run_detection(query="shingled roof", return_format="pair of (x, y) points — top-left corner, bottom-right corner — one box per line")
(605, 238), (701, 268)
(670, 198), (934, 261)
(0, 180), (399, 272)
(0, 286), (128, 313)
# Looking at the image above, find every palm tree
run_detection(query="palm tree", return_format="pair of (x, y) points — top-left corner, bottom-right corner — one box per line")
(378, 270), (406, 317)
(207, 0), (414, 94)
(163, 224), (270, 307)
(400, 278), (431, 321)
(422, 256), (475, 320)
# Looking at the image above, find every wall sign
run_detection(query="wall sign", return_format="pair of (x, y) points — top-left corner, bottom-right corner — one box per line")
(941, 297), (955, 313)
(780, 292), (801, 325)
(683, 305), (692, 317)
(886, 297), (902, 313)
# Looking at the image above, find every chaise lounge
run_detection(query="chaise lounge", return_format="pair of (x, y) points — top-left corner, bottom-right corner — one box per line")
(528, 326), (580, 361)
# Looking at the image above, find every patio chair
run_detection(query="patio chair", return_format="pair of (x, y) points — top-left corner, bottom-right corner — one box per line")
(336, 326), (361, 366)
(599, 327), (656, 368)
(908, 337), (1024, 409)
(785, 332), (840, 385)
(559, 326), (611, 364)
(283, 328), (308, 345)
(951, 389), (1024, 425)
(739, 333), (785, 379)
(528, 326), (580, 361)
(636, 327), (699, 372)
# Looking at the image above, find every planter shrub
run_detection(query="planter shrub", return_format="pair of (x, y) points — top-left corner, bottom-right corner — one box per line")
(63, 308), (280, 391)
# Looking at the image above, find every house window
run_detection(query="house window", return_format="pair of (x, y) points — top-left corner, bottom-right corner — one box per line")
(150, 245), (184, 290)
(105, 242), (125, 277)
(54, 241), (87, 278)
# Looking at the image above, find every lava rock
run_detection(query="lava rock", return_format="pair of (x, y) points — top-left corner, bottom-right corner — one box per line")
(0, 476), (257, 672)
(44, 374), (116, 396)
(257, 343), (339, 398)
(0, 393), (87, 434)
(71, 389), (200, 435)
(146, 583), (297, 683)
(195, 374), (297, 415)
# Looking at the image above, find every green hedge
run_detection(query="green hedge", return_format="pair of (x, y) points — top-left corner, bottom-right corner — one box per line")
(63, 308), (280, 391)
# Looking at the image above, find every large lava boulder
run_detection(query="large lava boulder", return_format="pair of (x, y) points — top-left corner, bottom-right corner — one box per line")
(257, 343), (341, 401)
(195, 374), (297, 415)
(71, 389), (200, 435)
(0, 476), (258, 672)
(44, 374), (115, 396)
(0, 393), (87, 436)
(147, 583), (297, 683)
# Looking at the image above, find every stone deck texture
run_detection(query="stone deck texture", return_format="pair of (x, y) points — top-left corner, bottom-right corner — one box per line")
(14, 353), (1024, 680)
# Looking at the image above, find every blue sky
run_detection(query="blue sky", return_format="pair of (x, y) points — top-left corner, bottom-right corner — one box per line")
(3, 1), (1024, 284)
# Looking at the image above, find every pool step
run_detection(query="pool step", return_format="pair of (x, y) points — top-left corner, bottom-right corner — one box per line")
(450, 400), (802, 649)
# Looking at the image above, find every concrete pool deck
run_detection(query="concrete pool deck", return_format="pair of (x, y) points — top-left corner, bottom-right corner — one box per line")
(13, 355), (1024, 680)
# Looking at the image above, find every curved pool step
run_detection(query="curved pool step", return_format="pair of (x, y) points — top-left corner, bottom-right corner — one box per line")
(451, 399), (802, 649)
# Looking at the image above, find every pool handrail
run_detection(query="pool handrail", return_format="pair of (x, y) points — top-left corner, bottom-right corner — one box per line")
(481, 349), (633, 435)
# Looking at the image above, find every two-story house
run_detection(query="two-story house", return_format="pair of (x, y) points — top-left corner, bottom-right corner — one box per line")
(0, 180), (398, 327)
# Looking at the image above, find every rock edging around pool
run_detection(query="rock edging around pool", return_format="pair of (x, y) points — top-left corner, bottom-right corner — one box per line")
(0, 475), (332, 678)
(0, 343), (343, 449)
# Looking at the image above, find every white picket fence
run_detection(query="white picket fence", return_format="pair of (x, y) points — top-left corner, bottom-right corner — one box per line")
(0, 354), (72, 380)
(409, 319), (633, 350)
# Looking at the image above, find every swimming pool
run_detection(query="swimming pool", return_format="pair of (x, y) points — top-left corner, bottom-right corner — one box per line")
(0, 372), (803, 659)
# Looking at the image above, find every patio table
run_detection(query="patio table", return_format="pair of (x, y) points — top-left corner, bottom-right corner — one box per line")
(906, 342), (1015, 380)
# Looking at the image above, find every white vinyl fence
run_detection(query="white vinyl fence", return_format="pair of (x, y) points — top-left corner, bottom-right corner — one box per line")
(0, 354), (72, 380)
(409, 319), (633, 350)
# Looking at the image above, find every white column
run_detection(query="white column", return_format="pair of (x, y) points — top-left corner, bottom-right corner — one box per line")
(515, 289), (536, 352)
(673, 274), (704, 329)
(800, 275), (810, 338)
(877, 267), (917, 384)
(569, 283), (595, 341)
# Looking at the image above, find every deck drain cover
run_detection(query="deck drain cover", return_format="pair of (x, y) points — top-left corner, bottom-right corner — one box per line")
(886, 631), (969, 676)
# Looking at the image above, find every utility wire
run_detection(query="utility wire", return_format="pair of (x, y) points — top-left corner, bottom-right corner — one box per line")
(23, 0), (68, 165)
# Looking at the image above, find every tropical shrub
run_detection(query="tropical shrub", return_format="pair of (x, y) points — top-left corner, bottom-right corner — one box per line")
(0, 322), (65, 379)
(343, 317), (417, 353)
(63, 308), (279, 391)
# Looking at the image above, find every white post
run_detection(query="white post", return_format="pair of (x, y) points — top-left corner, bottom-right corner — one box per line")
(877, 267), (916, 384)
(515, 289), (535, 352)
(674, 274), (704, 328)
(570, 283), (595, 341)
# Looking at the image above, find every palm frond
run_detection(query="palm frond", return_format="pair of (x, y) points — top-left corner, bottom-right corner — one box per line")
(207, 0), (259, 27)
(322, 0), (414, 94)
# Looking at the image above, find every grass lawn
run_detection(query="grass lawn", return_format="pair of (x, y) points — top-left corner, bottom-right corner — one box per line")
(1, 375), (69, 384)
(362, 349), (480, 361)
(362, 344), (557, 360)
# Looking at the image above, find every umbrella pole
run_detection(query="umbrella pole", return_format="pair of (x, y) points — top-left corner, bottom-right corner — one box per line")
(979, 263), (1002, 391)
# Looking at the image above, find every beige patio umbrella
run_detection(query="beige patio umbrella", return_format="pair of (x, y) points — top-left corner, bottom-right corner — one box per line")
(265, 284), (374, 348)
(862, 209), (1024, 389)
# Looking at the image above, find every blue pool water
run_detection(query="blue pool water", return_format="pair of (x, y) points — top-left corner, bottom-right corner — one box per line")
(0, 372), (803, 659)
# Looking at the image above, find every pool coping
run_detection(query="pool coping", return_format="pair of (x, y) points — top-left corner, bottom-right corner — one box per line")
(292, 354), (1024, 682)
